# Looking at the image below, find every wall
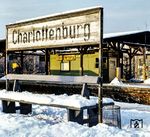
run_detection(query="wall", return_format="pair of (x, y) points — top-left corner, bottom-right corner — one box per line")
(50, 52), (99, 76)
(134, 55), (150, 79)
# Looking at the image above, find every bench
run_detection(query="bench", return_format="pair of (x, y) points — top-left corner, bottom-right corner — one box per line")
(0, 74), (110, 126)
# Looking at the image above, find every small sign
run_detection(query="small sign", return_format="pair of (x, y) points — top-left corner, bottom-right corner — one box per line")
(57, 55), (76, 61)
(61, 62), (70, 71)
(130, 119), (143, 128)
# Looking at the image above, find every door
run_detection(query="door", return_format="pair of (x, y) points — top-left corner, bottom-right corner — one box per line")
(109, 58), (116, 81)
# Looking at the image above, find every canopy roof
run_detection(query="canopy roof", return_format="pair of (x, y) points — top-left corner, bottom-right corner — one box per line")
(104, 30), (150, 48)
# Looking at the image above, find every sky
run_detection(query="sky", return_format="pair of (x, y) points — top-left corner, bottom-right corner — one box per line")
(0, 0), (150, 39)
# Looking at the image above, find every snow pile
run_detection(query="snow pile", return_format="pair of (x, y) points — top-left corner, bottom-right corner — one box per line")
(0, 90), (54, 105)
(102, 97), (114, 104)
(144, 78), (150, 84)
(50, 94), (98, 108)
(0, 89), (150, 136)
(0, 90), (114, 108)
(0, 75), (6, 80)
(110, 77), (123, 86)
(0, 100), (150, 136)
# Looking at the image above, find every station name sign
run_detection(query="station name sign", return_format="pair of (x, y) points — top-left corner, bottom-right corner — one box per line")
(12, 23), (90, 45)
(7, 7), (102, 51)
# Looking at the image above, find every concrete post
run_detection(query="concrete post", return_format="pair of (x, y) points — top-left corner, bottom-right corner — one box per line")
(116, 67), (121, 80)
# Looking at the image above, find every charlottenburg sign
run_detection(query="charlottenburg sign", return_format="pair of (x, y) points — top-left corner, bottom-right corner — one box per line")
(6, 6), (103, 51)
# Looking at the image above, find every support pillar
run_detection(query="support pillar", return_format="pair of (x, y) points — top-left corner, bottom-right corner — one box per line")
(120, 43), (124, 79)
(116, 67), (121, 79)
(80, 53), (84, 76)
(98, 12), (103, 123)
(20, 51), (23, 74)
(6, 51), (9, 91)
(143, 47), (147, 80)
(4, 53), (6, 75)
(49, 50), (51, 75)
(129, 48), (132, 79)
(67, 109), (83, 124)
(97, 8), (103, 124)
(45, 49), (50, 75)
(2, 101), (16, 113)
(116, 43), (121, 80)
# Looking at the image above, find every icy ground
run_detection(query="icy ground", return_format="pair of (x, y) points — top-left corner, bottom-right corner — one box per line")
(0, 91), (150, 136)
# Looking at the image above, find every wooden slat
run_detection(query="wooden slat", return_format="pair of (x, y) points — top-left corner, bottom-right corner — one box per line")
(6, 74), (99, 84)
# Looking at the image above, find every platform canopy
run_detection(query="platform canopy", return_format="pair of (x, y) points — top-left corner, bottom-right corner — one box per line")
(104, 30), (150, 50)
(103, 30), (150, 80)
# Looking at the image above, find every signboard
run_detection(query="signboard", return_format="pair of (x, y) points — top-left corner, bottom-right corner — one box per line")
(6, 6), (102, 51)
(57, 55), (76, 61)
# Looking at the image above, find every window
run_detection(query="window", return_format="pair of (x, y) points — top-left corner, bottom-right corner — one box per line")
(95, 57), (107, 69)
(9, 55), (15, 60)
(39, 56), (45, 62)
(139, 59), (143, 66)
(60, 62), (70, 72)
(95, 58), (99, 68)
(103, 57), (107, 69)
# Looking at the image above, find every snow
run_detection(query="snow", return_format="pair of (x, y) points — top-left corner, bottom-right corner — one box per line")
(102, 97), (114, 104)
(0, 75), (6, 80)
(110, 77), (123, 86)
(0, 89), (150, 136)
(108, 77), (150, 89)
(0, 38), (5, 41)
(0, 90), (113, 108)
(104, 30), (146, 39)
(144, 78), (150, 84)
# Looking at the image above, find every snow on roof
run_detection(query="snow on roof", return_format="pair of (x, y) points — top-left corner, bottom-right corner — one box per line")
(0, 38), (5, 42)
(104, 30), (147, 39)
(0, 76), (6, 80)
(7, 6), (102, 25)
